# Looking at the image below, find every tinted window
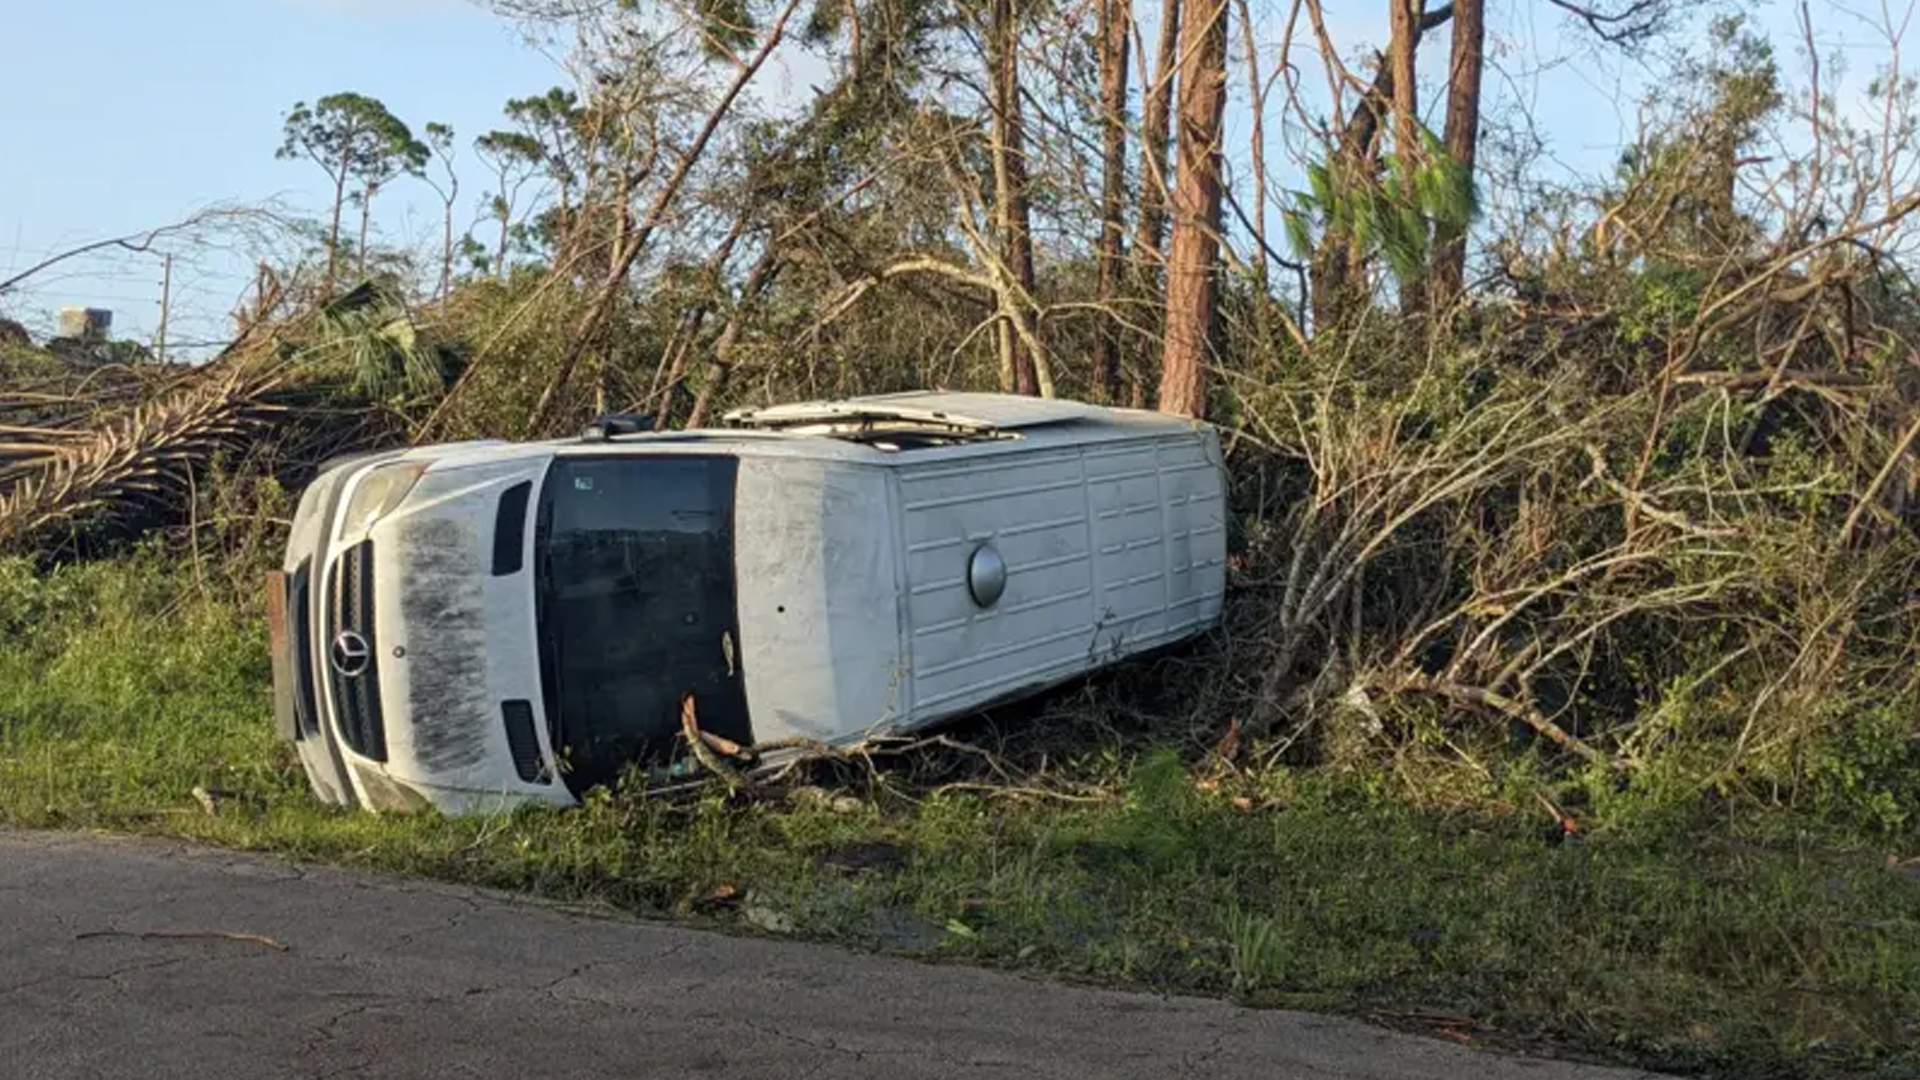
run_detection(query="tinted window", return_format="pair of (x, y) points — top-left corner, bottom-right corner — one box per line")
(535, 456), (750, 794)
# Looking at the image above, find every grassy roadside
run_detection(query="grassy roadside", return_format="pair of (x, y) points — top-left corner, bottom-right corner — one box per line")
(2, 551), (1916, 1079)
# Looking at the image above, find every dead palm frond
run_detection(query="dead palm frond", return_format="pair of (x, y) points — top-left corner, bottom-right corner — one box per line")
(0, 282), (431, 556)
(0, 359), (290, 554)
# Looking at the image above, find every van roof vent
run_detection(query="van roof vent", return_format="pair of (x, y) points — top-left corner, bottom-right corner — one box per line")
(722, 392), (1108, 451)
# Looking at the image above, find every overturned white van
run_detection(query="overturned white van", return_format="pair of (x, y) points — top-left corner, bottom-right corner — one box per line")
(266, 392), (1227, 814)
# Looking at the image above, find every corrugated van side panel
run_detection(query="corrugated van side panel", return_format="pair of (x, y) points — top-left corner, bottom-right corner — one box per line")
(1085, 440), (1172, 657)
(1159, 431), (1228, 637)
(899, 448), (1097, 716)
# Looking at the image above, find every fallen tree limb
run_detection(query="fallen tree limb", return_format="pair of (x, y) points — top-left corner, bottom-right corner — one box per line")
(1387, 671), (1624, 770)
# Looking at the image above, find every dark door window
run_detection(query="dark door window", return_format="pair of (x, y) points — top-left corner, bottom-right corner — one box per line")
(534, 455), (751, 796)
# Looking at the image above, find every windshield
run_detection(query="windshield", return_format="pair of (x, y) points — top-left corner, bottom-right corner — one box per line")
(533, 454), (752, 796)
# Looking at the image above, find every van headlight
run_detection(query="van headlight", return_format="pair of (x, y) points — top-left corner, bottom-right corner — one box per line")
(338, 461), (431, 538)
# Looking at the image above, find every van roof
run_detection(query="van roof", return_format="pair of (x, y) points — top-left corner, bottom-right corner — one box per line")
(717, 391), (1211, 456)
(406, 393), (1212, 474)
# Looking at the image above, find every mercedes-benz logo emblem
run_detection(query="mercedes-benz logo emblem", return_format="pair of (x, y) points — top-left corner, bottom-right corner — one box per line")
(330, 630), (372, 678)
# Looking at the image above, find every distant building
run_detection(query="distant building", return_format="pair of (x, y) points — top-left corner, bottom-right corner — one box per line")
(58, 307), (113, 342)
(47, 308), (151, 366)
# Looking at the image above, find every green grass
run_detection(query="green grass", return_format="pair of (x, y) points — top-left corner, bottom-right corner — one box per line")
(2, 551), (1917, 1079)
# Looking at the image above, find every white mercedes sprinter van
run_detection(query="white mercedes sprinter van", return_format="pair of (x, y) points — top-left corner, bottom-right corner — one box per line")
(266, 392), (1227, 814)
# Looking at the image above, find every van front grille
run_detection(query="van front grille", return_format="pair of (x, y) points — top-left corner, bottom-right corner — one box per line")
(326, 540), (388, 762)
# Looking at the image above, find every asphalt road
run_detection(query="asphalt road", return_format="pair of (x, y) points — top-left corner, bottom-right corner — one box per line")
(0, 830), (1668, 1080)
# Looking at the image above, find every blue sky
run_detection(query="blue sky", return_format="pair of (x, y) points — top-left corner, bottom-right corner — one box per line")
(0, 0), (1900, 353)
(0, 0), (565, 347)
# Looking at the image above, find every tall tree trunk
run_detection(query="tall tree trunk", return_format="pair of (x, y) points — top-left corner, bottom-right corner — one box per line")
(1387, 0), (1420, 160)
(1309, 90), (1382, 331)
(1429, 0), (1482, 308)
(1158, 0), (1228, 419)
(1387, 0), (1425, 312)
(989, 0), (1040, 396)
(440, 200), (455, 302)
(1134, 0), (1182, 270)
(1234, 0), (1267, 294)
(1306, 3), (1452, 330)
(551, 139), (575, 271)
(651, 214), (744, 429)
(325, 161), (348, 298)
(357, 193), (373, 278)
(687, 249), (783, 429)
(495, 206), (512, 281)
(1092, 0), (1132, 400)
(1129, 0), (1184, 405)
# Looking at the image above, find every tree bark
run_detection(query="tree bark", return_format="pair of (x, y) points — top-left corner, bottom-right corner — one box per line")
(687, 248), (783, 429)
(1386, 0), (1425, 312)
(651, 217), (746, 429)
(440, 197), (456, 302)
(1306, 3), (1452, 329)
(1157, 0), (1228, 419)
(1388, 0), (1421, 162)
(1092, 0), (1132, 400)
(1429, 0), (1483, 308)
(989, 0), (1041, 396)
(325, 154), (348, 298)
(1309, 88), (1382, 331)
(357, 185), (376, 278)
(549, 117), (576, 270)
(1234, 0), (1267, 294)
(1134, 0), (1182, 270)
(609, 168), (634, 279)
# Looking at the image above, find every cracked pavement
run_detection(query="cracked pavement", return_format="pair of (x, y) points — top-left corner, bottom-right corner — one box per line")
(0, 830), (1671, 1080)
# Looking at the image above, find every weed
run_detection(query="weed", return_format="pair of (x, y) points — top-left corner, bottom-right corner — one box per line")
(1224, 904), (1284, 996)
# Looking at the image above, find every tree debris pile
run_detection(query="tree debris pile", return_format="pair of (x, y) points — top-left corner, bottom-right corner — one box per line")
(1191, 30), (1920, 821)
